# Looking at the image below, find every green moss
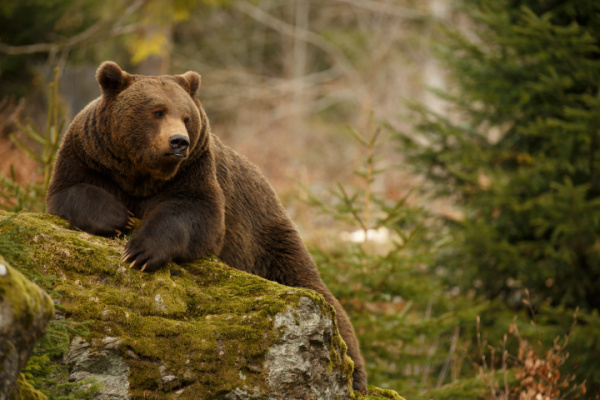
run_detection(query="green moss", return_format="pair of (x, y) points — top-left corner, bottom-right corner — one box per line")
(0, 211), (358, 398)
(0, 256), (55, 329)
(355, 386), (406, 400)
(128, 360), (162, 395)
(10, 374), (47, 400)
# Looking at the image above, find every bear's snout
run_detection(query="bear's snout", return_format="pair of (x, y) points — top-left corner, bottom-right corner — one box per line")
(169, 135), (190, 155)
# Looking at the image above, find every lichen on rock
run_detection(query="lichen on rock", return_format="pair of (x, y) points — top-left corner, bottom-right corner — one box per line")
(265, 297), (351, 399)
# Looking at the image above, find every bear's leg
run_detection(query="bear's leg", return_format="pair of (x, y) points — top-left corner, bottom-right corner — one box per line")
(47, 183), (131, 236)
(123, 198), (225, 272)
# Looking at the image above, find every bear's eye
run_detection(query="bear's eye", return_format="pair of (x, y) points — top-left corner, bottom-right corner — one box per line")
(183, 117), (190, 124)
(153, 110), (165, 119)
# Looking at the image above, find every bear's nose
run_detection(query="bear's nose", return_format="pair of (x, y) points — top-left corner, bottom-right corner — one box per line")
(169, 135), (190, 152)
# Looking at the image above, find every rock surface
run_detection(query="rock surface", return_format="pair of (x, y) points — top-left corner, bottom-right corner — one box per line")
(0, 256), (54, 400)
(265, 297), (349, 400)
(0, 211), (404, 400)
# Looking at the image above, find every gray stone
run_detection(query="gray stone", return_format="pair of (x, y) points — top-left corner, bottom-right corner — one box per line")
(64, 336), (130, 400)
(64, 297), (351, 400)
(264, 297), (351, 400)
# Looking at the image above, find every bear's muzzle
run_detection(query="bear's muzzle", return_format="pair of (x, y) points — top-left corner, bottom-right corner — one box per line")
(168, 134), (190, 157)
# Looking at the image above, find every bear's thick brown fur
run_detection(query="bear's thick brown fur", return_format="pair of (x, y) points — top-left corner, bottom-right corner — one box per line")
(46, 61), (367, 390)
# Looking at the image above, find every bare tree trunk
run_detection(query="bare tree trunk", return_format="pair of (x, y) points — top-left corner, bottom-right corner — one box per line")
(291, 0), (309, 128)
(423, 0), (450, 114)
(282, 0), (310, 139)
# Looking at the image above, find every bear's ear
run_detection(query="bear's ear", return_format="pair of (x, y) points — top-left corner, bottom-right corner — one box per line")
(180, 71), (201, 97)
(96, 61), (131, 95)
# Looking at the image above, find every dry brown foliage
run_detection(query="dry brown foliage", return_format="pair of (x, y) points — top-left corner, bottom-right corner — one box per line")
(510, 319), (586, 400)
(477, 292), (587, 400)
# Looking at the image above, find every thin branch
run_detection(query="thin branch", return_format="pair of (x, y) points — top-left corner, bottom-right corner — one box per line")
(233, 1), (364, 93)
(0, 20), (107, 55)
(436, 326), (459, 387)
(0, 98), (25, 134)
(0, 0), (145, 55)
(337, 0), (425, 20)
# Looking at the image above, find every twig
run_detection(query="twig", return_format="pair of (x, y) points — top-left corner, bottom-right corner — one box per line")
(336, 0), (425, 20)
(336, 182), (366, 230)
(0, 98), (25, 135)
(233, 1), (364, 92)
(436, 326), (460, 387)
(522, 289), (542, 343)
(0, 0), (144, 55)
(502, 334), (508, 400)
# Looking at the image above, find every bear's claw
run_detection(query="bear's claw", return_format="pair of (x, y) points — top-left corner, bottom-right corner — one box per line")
(126, 217), (135, 229)
(122, 234), (169, 272)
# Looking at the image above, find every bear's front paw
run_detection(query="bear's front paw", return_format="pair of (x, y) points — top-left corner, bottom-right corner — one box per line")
(122, 234), (171, 272)
(87, 200), (134, 236)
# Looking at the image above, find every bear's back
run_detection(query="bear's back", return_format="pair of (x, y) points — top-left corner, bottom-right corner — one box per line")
(210, 135), (301, 277)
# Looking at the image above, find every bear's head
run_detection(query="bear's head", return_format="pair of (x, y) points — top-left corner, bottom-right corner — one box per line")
(95, 61), (204, 182)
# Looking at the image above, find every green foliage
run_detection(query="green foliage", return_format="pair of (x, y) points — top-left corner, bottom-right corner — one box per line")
(398, 0), (600, 309)
(303, 114), (410, 234)
(393, 0), (600, 395)
(305, 118), (490, 398)
(1, 68), (65, 213)
(0, 166), (45, 213)
(307, 111), (596, 397)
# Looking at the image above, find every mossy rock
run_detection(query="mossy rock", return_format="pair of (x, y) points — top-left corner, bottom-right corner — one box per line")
(0, 211), (405, 400)
(0, 255), (54, 400)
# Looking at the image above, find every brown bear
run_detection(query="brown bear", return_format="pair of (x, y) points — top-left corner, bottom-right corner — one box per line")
(46, 61), (367, 390)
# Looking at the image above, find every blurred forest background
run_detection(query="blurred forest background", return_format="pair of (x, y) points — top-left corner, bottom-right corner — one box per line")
(0, 0), (598, 398)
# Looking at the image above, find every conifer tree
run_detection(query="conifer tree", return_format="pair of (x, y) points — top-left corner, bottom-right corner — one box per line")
(399, 0), (600, 310)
